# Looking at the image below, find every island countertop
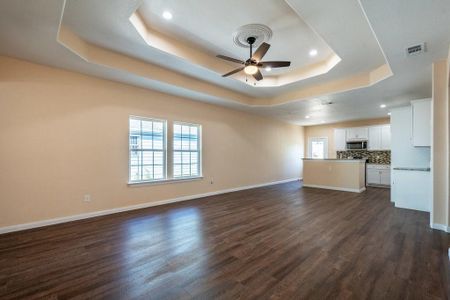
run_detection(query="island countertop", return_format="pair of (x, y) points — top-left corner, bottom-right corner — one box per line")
(302, 158), (367, 162)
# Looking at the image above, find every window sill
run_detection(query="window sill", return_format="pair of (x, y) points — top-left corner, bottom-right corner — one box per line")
(128, 176), (204, 186)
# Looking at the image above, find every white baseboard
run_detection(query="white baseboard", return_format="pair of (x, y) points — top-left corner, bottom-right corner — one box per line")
(431, 223), (450, 233)
(302, 184), (366, 193)
(0, 178), (300, 234)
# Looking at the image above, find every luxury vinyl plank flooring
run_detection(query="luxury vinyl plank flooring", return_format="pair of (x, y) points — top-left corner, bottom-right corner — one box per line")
(0, 182), (449, 299)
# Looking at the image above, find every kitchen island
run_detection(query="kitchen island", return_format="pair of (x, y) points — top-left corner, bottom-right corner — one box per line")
(303, 159), (366, 193)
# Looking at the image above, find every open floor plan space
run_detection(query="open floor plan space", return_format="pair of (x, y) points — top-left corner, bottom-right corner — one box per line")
(2, 0), (450, 298)
(1, 182), (448, 299)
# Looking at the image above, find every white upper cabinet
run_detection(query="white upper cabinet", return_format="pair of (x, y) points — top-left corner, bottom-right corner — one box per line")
(334, 128), (347, 151)
(368, 126), (382, 150)
(381, 125), (391, 149)
(346, 127), (369, 141)
(411, 99), (431, 147)
(368, 125), (391, 150)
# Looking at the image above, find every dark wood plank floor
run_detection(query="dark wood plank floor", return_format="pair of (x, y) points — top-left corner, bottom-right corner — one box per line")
(0, 182), (449, 299)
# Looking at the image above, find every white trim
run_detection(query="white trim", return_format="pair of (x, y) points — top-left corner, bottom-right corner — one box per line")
(128, 176), (203, 186)
(431, 223), (450, 233)
(0, 178), (300, 234)
(302, 184), (366, 193)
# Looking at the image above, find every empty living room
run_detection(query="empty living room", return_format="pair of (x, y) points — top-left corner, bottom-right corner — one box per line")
(0, 0), (449, 299)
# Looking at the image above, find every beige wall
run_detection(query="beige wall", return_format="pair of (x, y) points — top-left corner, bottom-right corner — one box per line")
(304, 118), (390, 158)
(432, 59), (449, 227)
(0, 56), (304, 228)
(303, 160), (366, 192)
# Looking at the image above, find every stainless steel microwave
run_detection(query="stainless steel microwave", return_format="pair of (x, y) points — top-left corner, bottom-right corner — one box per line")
(346, 141), (367, 150)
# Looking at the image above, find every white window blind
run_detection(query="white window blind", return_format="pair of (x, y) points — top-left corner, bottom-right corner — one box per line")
(173, 123), (201, 178)
(129, 117), (166, 182)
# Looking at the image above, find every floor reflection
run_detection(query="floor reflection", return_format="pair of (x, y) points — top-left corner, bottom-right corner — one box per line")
(119, 206), (207, 297)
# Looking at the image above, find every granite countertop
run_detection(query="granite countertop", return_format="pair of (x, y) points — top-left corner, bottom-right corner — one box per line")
(302, 158), (367, 162)
(393, 167), (431, 172)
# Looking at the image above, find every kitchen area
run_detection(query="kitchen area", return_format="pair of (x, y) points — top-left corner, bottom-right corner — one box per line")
(302, 98), (431, 213)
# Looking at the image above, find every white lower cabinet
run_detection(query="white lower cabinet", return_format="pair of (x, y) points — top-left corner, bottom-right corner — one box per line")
(391, 169), (430, 212)
(366, 164), (390, 186)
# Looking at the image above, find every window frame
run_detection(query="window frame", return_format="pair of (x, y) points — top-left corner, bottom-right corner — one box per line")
(308, 137), (329, 159)
(128, 115), (168, 184)
(172, 121), (202, 179)
(128, 116), (203, 185)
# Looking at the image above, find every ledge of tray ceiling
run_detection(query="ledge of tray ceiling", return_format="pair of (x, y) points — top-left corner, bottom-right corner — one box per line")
(129, 11), (342, 87)
(56, 3), (393, 107)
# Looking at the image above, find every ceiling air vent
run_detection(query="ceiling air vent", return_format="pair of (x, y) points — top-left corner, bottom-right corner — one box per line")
(406, 43), (426, 56)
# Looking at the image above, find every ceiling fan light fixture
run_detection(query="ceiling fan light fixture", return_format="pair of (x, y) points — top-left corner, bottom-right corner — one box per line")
(244, 65), (259, 75)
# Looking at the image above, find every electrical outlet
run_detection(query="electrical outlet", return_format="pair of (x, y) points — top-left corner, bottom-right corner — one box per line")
(84, 194), (91, 202)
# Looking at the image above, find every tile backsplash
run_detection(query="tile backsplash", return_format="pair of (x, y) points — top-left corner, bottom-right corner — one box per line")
(336, 150), (391, 164)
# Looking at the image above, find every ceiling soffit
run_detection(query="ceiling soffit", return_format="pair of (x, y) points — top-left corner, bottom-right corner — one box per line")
(56, 0), (392, 107)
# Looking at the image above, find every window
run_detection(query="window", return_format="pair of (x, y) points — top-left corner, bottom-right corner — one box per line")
(129, 117), (166, 182)
(173, 122), (201, 178)
(308, 137), (328, 159)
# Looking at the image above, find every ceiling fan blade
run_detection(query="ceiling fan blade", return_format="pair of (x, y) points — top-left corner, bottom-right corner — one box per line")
(259, 61), (291, 68)
(251, 42), (270, 62)
(222, 67), (245, 77)
(252, 69), (263, 81)
(216, 55), (244, 64)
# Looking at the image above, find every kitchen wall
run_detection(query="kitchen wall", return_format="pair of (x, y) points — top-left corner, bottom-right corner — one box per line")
(0, 56), (304, 228)
(304, 118), (390, 158)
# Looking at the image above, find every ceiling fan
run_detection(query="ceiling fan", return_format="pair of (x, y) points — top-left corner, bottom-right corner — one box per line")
(216, 36), (291, 81)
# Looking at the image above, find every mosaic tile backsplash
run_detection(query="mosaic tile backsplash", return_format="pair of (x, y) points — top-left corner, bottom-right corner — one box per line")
(336, 150), (391, 164)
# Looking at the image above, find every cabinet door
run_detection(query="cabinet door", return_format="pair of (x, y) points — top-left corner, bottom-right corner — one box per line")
(356, 127), (369, 140)
(381, 125), (391, 150)
(412, 100), (431, 147)
(334, 129), (346, 151)
(380, 169), (391, 185)
(346, 128), (356, 141)
(368, 126), (382, 150)
(367, 169), (380, 184)
(347, 127), (369, 141)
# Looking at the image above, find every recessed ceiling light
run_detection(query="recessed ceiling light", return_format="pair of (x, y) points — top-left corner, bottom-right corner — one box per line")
(162, 11), (173, 20)
(265, 66), (272, 72)
(309, 49), (318, 57)
(305, 115), (310, 119)
(380, 104), (386, 108)
(388, 112), (391, 116)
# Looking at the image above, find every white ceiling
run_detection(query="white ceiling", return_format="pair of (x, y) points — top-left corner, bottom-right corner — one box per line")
(138, 0), (334, 76)
(0, 0), (449, 126)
